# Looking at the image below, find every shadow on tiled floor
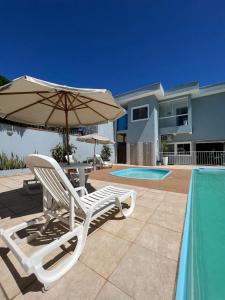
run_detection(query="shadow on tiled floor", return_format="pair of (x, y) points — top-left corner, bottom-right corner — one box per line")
(0, 182), (99, 220)
(0, 183), (130, 297)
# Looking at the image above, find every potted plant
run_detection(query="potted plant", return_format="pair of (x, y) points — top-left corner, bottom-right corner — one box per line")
(50, 143), (77, 163)
(161, 143), (169, 166)
(100, 145), (112, 161)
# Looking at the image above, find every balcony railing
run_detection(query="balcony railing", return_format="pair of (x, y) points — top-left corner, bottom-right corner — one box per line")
(159, 151), (225, 166)
(159, 114), (188, 128)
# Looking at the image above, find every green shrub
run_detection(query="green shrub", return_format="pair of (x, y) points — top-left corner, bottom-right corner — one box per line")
(0, 152), (26, 170)
(100, 145), (112, 161)
(50, 143), (76, 162)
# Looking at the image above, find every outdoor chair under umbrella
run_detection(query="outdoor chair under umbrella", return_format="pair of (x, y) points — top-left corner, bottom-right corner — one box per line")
(77, 133), (115, 170)
(0, 76), (125, 161)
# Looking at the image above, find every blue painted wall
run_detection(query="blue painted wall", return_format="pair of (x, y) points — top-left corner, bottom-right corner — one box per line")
(192, 92), (225, 141)
(127, 95), (158, 144)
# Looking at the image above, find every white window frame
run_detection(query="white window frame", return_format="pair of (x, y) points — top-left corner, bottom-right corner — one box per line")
(162, 142), (192, 156)
(131, 104), (149, 122)
(159, 97), (188, 122)
(176, 142), (192, 156)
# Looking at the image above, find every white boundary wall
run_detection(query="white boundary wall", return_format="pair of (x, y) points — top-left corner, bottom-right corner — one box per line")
(0, 122), (115, 162)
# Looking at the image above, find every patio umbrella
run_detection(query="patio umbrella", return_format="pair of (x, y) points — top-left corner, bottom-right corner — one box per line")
(77, 134), (115, 169)
(0, 76), (125, 162)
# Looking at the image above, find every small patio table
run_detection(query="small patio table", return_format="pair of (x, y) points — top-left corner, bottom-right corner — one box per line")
(60, 163), (92, 196)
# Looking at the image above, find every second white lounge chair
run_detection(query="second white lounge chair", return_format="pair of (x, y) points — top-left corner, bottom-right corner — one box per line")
(0, 154), (136, 291)
(95, 154), (113, 168)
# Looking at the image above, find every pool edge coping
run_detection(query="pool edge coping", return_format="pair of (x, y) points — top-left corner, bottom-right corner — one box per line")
(110, 167), (172, 181)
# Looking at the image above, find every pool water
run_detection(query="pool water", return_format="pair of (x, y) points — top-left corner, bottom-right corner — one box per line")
(177, 169), (225, 300)
(111, 168), (170, 180)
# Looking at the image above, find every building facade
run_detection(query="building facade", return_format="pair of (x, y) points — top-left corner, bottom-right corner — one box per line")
(115, 81), (225, 165)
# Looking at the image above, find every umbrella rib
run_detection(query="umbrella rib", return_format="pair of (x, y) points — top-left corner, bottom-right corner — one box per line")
(66, 95), (81, 124)
(36, 92), (64, 110)
(40, 102), (62, 109)
(69, 93), (107, 121)
(78, 94), (120, 109)
(4, 92), (59, 118)
(67, 93), (80, 110)
(45, 94), (64, 125)
(0, 91), (53, 95)
(69, 100), (92, 110)
(69, 93), (87, 108)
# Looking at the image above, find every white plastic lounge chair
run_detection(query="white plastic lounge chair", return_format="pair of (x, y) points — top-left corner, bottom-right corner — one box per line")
(95, 154), (113, 168)
(0, 154), (136, 291)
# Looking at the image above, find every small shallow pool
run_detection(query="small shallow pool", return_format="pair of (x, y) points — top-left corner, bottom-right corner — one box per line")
(111, 168), (171, 180)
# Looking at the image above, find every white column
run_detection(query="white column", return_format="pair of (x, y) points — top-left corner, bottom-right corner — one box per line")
(126, 143), (130, 164)
(138, 142), (143, 165)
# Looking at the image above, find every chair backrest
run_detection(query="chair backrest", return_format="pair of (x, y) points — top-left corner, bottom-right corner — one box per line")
(65, 154), (77, 164)
(25, 154), (86, 213)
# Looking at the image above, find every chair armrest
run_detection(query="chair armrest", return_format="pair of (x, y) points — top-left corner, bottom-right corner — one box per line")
(73, 186), (88, 195)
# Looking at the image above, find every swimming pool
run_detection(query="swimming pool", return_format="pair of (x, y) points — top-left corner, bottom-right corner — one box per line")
(111, 168), (171, 180)
(176, 168), (225, 300)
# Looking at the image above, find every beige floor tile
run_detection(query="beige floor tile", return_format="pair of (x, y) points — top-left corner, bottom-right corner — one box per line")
(157, 194), (187, 217)
(166, 191), (187, 201)
(148, 210), (184, 232)
(135, 223), (181, 260)
(0, 184), (12, 192)
(0, 248), (36, 299)
(0, 216), (25, 230)
(96, 282), (133, 300)
(0, 179), (22, 189)
(130, 205), (155, 222)
(109, 244), (177, 300)
(15, 261), (105, 300)
(101, 218), (144, 242)
(136, 194), (163, 210)
(80, 229), (130, 278)
(140, 189), (166, 200)
(147, 188), (167, 195)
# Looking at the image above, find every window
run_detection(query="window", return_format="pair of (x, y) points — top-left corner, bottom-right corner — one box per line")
(176, 107), (188, 126)
(166, 144), (175, 153)
(177, 143), (190, 155)
(159, 97), (188, 128)
(161, 142), (191, 155)
(131, 105), (149, 122)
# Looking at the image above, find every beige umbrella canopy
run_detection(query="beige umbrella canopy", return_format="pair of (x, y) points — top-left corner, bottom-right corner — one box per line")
(77, 134), (114, 144)
(0, 75), (124, 161)
(77, 134), (115, 169)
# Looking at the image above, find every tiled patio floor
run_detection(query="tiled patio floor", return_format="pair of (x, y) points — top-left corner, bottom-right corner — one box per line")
(0, 174), (187, 300)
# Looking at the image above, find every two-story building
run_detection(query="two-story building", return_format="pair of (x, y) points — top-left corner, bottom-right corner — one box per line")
(115, 81), (225, 165)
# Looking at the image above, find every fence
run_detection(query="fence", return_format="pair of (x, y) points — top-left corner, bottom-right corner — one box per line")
(159, 151), (225, 166)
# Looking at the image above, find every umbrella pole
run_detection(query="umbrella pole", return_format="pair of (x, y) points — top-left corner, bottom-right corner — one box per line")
(94, 140), (96, 171)
(65, 103), (70, 165)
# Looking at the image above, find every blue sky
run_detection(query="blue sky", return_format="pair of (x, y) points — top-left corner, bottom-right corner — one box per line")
(1, 0), (225, 95)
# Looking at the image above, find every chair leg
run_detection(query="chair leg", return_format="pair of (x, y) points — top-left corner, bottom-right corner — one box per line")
(116, 191), (136, 218)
